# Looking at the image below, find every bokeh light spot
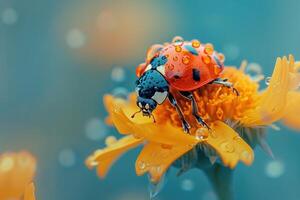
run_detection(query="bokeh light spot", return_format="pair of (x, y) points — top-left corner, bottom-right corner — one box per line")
(222, 44), (240, 61)
(180, 179), (195, 191)
(1, 8), (18, 25)
(0, 156), (14, 172)
(66, 29), (86, 49)
(265, 160), (285, 178)
(111, 67), (125, 82)
(85, 118), (108, 141)
(58, 149), (76, 167)
(202, 190), (217, 200)
(112, 87), (129, 99)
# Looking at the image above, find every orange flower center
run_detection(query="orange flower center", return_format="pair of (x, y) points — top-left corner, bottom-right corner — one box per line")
(153, 67), (260, 133)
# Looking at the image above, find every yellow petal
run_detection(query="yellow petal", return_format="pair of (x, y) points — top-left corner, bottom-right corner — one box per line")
(205, 121), (254, 168)
(24, 183), (36, 200)
(240, 56), (294, 126)
(111, 105), (200, 146)
(86, 135), (143, 178)
(282, 91), (300, 130)
(135, 142), (194, 183)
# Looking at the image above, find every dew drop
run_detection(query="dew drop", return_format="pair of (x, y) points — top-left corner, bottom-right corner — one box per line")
(172, 36), (184, 43)
(138, 161), (146, 170)
(204, 44), (214, 55)
(192, 40), (201, 48)
(173, 56), (178, 61)
(175, 45), (182, 52)
(220, 142), (235, 153)
(195, 128), (208, 140)
(241, 150), (251, 160)
(265, 77), (271, 86)
(182, 55), (190, 65)
(202, 55), (211, 64)
(168, 64), (175, 70)
(105, 135), (117, 146)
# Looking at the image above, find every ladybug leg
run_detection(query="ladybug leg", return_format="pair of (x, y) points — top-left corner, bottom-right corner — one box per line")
(211, 78), (239, 96)
(168, 93), (191, 133)
(180, 91), (210, 130)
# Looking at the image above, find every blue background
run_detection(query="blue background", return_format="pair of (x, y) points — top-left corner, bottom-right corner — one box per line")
(1, 0), (300, 199)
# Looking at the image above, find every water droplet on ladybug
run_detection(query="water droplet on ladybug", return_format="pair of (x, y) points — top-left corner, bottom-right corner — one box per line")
(191, 40), (201, 48)
(173, 56), (178, 61)
(182, 55), (190, 64)
(202, 55), (211, 64)
(204, 44), (214, 55)
(218, 53), (225, 62)
(172, 36), (184, 43)
(168, 64), (175, 70)
(175, 45), (182, 52)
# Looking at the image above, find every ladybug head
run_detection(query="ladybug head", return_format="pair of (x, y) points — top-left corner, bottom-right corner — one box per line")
(132, 69), (169, 121)
(136, 96), (157, 117)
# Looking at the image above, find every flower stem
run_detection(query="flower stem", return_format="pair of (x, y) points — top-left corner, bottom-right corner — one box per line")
(203, 164), (234, 200)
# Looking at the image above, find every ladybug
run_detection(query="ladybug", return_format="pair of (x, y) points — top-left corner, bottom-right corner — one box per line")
(132, 36), (238, 133)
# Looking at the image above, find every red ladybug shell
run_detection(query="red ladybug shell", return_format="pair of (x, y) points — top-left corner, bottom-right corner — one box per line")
(136, 40), (225, 91)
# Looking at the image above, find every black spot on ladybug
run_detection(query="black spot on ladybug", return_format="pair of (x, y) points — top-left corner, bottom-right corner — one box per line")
(174, 75), (181, 79)
(192, 68), (201, 81)
(184, 45), (199, 56)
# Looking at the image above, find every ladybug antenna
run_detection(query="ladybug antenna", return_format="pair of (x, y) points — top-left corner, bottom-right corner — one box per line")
(131, 109), (142, 118)
(151, 113), (156, 123)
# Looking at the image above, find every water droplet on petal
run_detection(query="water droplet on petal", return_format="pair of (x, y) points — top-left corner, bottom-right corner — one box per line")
(241, 150), (251, 160)
(148, 172), (168, 200)
(195, 128), (208, 140)
(220, 142), (235, 153)
(138, 161), (146, 170)
(181, 179), (195, 191)
(105, 135), (117, 146)
(265, 160), (285, 178)
(265, 77), (271, 85)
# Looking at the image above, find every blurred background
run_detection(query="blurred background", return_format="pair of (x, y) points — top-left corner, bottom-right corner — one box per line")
(1, 0), (300, 199)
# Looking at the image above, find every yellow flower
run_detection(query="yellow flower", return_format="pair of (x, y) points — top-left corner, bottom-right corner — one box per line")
(24, 183), (36, 200)
(0, 151), (37, 200)
(86, 55), (300, 184)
